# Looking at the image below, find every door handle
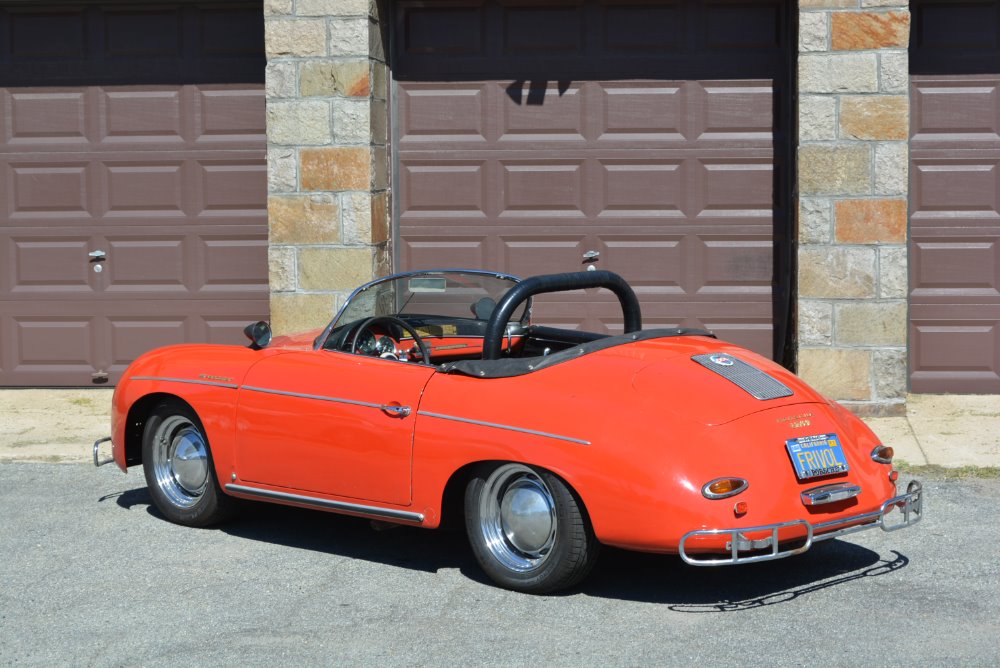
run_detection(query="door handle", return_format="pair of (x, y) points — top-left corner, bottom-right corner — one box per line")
(88, 249), (106, 260)
(380, 404), (411, 418)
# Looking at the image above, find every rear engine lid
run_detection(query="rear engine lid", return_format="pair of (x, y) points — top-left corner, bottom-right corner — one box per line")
(632, 350), (825, 426)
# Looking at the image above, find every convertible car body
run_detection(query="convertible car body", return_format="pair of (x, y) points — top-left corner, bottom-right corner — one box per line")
(94, 270), (922, 593)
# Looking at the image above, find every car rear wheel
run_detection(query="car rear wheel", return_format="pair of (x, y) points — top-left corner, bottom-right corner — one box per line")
(142, 400), (235, 527)
(464, 463), (599, 593)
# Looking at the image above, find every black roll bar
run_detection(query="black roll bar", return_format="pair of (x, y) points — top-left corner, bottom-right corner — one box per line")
(482, 270), (642, 360)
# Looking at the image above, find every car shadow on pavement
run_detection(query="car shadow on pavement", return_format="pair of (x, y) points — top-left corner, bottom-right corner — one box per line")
(101, 484), (909, 604)
(579, 542), (908, 609)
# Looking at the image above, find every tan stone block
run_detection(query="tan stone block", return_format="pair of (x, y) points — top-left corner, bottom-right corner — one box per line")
(799, 11), (828, 52)
(267, 147), (297, 192)
(834, 198), (907, 243)
(799, 299), (833, 346)
(879, 51), (908, 94)
(371, 192), (389, 244)
(799, 246), (876, 298)
(799, 197), (832, 244)
(269, 293), (338, 336)
(300, 147), (371, 191)
(798, 145), (871, 196)
(874, 142), (907, 195)
(800, 95), (837, 141)
(798, 348), (872, 401)
(297, 0), (368, 16)
(873, 348), (907, 400)
(341, 192), (372, 244)
(263, 0), (292, 15)
(372, 145), (388, 190)
(268, 246), (296, 292)
(799, 53), (878, 93)
(374, 243), (392, 278)
(332, 98), (370, 142)
(862, 0), (908, 7)
(265, 18), (326, 58)
(328, 17), (369, 57)
(298, 247), (373, 290)
(839, 95), (908, 140)
(268, 194), (341, 244)
(832, 11), (909, 50)
(799, 0), (856, 7)
(878, 245), (908, 298)
(372, 61), (388, 100)
(371, 99), (387, 145)
(266, 99), (332, 145)
(835, 301), (906, 346)
(265, 61), (296, 99)
(300, 60), (370, 97)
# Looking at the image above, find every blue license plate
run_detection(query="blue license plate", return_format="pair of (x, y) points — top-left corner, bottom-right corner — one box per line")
(786, 433), (849, 480)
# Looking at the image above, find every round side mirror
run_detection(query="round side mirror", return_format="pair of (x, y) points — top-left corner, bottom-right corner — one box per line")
(243, 321), (272, 350)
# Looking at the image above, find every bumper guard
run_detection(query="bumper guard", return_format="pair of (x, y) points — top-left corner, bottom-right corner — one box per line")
(679, 480), (923, 566)
(93, 437), (114, 467)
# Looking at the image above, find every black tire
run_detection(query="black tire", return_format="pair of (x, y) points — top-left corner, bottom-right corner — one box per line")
(464, 463), (599, 593)
(142, 400), (235, 527)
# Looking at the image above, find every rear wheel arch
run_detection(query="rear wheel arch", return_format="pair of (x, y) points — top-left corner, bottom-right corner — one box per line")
(461, 460), (600, 593)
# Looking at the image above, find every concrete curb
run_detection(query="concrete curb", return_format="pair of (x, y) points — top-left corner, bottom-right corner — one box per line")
(1, 389), (998, 467)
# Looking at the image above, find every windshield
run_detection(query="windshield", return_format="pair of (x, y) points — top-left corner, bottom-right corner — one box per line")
(327, 270), (526, 334)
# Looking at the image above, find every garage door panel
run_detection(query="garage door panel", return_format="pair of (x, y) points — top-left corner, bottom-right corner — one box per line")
(911, 0), (1000, 392)
(7, 162), (92, 218)
(200, 235), (269, 291)
(911, 233), (1000, 298)
(6, 91), (88, 144)
(401, 236), (490, 270)
(910, 316), (1000, 393)
(0, 2), (266, 386)
(911, 79), (1000, 146)
(8, 237), (95, 294)
(501, 161), (586, 215)
(911, 159), (1000, 217)
(395, 0), (787, 357)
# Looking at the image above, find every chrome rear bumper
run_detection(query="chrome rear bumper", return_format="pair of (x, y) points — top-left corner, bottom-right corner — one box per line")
(679, 480), (923, 566)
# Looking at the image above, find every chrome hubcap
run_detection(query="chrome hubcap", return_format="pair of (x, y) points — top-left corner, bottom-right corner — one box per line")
(480, 464), (557, 573)
(151, 415), (209, 508)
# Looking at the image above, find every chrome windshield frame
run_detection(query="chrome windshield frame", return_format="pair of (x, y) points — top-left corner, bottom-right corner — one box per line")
(312, 268), (524, 351)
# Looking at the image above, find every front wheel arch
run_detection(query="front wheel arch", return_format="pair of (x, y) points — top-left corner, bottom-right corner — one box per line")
(124, 392), (191, 467)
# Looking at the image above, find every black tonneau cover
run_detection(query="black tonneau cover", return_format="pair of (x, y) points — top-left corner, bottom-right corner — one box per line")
(437, 328), (714, 379)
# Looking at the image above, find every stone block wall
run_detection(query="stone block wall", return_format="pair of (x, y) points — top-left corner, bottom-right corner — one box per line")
(264, 0), (389, 334)
(797, 0), (911, 415)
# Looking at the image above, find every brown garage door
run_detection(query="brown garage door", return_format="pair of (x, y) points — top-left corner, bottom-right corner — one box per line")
(0, 2), (267, 386)
(393, 0), (791, 360)
(910, 0), (1000, 392)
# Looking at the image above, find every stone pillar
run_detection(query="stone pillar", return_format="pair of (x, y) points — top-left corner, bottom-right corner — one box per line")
(264, 0), (390, 334)
(796, 0), (910, 415)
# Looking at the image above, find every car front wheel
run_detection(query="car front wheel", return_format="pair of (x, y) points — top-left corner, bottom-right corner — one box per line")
(464, 463), (599, 593)
(142, 400), (235, 527)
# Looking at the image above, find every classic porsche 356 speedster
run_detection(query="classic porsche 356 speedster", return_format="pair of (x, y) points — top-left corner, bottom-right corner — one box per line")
(94, 269), (922, 593)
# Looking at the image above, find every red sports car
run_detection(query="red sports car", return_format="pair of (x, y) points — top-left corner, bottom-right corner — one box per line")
(95, 270), (922, 593)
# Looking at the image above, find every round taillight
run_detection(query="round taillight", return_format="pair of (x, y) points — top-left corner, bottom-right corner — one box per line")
(871, 445), (894, 465)
(702, 477), (749, 500)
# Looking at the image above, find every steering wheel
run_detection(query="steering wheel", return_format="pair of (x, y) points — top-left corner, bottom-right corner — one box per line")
(347, 316), (432, 365)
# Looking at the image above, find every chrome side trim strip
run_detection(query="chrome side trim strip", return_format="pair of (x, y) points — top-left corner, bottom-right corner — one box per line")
(130, 376), (238, 389)
(240, 385), (382, 410)
(417, 411), (591, 445)
(225, 484), (424, 523)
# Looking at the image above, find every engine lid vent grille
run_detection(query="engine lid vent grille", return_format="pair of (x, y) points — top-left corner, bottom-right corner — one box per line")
(691, 353), (793, 401)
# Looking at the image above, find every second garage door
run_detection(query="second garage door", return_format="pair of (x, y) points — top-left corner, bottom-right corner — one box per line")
(0, 2), (267, 386)
(392, 0), (791, 360)
(909, 0), (1000, 392)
